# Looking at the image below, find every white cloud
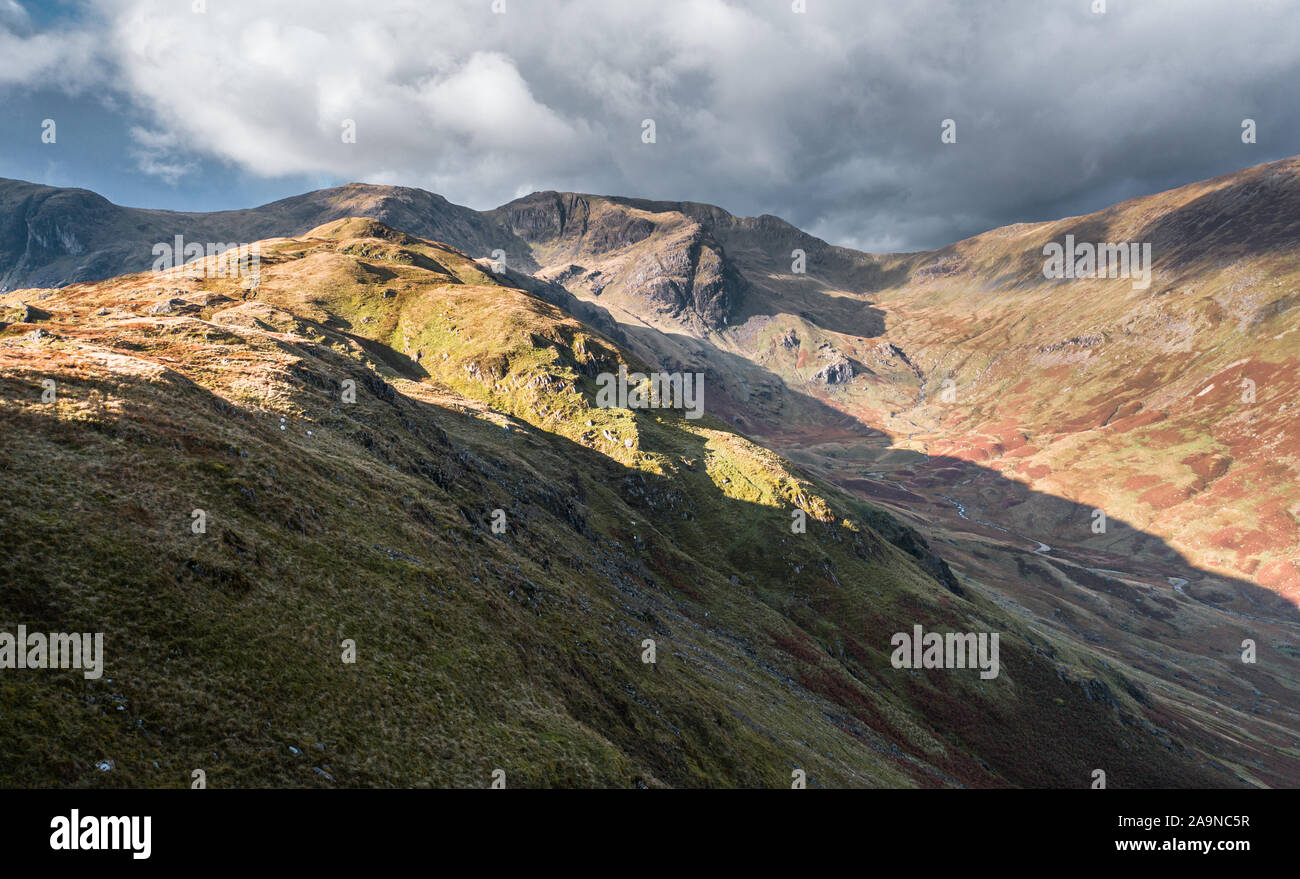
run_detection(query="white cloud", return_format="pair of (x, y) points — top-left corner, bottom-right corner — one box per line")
(0, 0), (101, 90)
(128, 126), (197, 184)
(2, 0), (1298, 249)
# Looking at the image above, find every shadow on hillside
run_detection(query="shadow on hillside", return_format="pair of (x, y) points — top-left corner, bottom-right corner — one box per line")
(831, 443), (1300, 625)
(565, 309), (1300, 629)
(82, 271), (1285, 785)
(335, 326), (431, 381)
(573, 349), (1300, 785)
(459, 258), (1300, 637)
(729, 275), (889, 338)
(1136, 170), (1300, 265)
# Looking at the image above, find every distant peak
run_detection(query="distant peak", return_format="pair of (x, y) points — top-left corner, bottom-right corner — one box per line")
(303, 216), (411, 242)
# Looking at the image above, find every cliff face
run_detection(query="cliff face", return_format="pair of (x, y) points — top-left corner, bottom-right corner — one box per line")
(488, 192), (745, 333)
(0, 182), (137, 290)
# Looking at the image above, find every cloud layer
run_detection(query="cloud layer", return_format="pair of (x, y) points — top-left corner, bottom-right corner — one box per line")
(4, 0), (1300, 251)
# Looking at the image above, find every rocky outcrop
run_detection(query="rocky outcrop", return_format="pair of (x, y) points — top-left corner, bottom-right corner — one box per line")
(487, 193), (746, 333)
(812, 357), (855, 384)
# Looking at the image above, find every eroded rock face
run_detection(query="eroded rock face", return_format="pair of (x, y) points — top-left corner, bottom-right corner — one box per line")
(488, 193), (745, 333)
(494, 192), (593, 242)
(812, 358), (856, 384)
(623, 226), (740, 331)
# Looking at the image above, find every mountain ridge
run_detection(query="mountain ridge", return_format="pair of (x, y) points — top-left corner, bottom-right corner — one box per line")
(3, 159), (1298, 786)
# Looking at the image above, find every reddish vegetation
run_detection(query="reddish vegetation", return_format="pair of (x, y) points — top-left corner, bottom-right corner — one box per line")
(767, 629), (823, 664)
(1208, 526), (1271, 555)
(1182, 452), (1232, 482)
(1138, 484), (1192, 509)
(1110, 400), (1144, 421)
(1210, 474), (1251, 502)
(1145, 428), (1189, 449)
(1258, 560), (1300, 596)
(1108, 410), (1168, 433)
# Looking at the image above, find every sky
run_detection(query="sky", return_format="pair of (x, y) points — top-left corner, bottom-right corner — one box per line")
(1, 0), (1298, 253)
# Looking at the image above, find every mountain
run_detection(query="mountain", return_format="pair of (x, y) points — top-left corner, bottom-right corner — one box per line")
(1, 218), (1242, 788)
(0, 179), (529, 292)
(2, 160), (1297, 786)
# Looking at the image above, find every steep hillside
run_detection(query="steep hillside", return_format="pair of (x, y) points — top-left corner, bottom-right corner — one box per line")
(0, 221), (1252, 788)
